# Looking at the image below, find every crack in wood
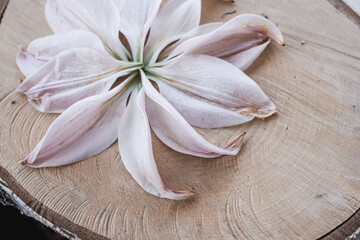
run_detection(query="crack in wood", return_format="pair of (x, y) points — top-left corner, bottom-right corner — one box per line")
(0, 0), (9, 24)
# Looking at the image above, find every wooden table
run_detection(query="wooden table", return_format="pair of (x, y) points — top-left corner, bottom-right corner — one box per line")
(0, 0), (359, 239)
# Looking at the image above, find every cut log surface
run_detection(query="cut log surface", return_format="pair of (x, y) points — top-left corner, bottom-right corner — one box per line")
(0, 0), (359, 239)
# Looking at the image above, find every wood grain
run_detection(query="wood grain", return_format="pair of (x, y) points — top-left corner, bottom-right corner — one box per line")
(0, 0), (360, 239)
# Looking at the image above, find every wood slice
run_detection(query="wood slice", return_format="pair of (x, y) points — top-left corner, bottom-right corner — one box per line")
(0, 0), (359, 239)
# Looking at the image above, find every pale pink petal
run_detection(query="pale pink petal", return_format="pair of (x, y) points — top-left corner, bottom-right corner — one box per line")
(154, 80), (254, 128)
(16, 50), (46, 76)
(17, 30), (107, 76)
(115, 0), (162, 61)
(141, 70), (244, 157)
(45, 0), (129, 60)
(17, 48), (138, 113)
(158, 22), (222, 60)
(118, 85), (193, 200)
(151, 54), (276, 128)
(224, 40), (270, 70)
(28, 30), (107, 60)
(24, 72), (127, 114)
(144, 0), (201, 64)
(21, 76), (136, 168)
(169, 14), (284, 61)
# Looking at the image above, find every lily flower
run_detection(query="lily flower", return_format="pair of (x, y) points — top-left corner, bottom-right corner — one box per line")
(16, 0), (283, 200)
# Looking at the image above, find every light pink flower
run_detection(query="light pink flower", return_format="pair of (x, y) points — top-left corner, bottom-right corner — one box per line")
(17, 0), (284, 200)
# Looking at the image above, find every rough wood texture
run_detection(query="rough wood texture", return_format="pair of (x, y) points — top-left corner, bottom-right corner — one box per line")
(0, 0), (359, 239)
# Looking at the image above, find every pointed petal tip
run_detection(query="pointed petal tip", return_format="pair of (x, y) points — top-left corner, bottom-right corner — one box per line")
(222, 132), (246, 152)
(18, 158), (28, 166)
(18, 155), (38, 167)
(256, 107), (277, 119)
(17, 47), (30, 58)
(240, 14), (284, 47)
(276, 38), (285, 46)
(240, 103), (277, 119)
(268, 33), (284, 46)
(16, 48), (45, 77)
(167, 189), (195, 200)
(240, 131), (246, 139)
(16, 49), (26, 62)
(273, 38), (285, 46)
